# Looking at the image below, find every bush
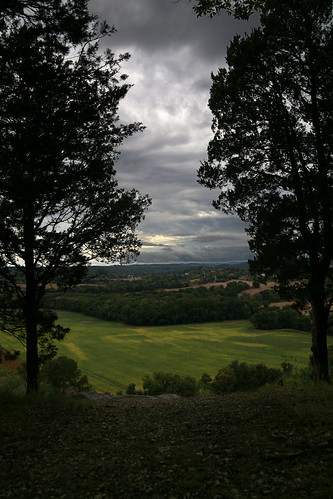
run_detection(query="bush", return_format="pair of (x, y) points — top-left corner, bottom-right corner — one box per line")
(281, 361), (294, 375)
(142, 371), (198, 397)
(200, 372), (212, 385)
(40, 356), (92, 393)
(278, 359), (314, 386)
(252, 362), (281, 387)
(211, 367), (237, 393)
(328, 346), (333, 377)
(211, 360), (281, 394)
(126, 383), (137, 395)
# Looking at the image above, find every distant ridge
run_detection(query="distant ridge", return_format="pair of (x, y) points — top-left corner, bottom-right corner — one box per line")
(93, 262), (248, 269)
(89, 261), (249, 276)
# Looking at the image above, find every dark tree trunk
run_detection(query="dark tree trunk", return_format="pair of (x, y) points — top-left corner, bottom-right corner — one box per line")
(24, 201), (39, 394)
(25, 302), (39, 393)
(310, 285), (330, 382)
(25, 259), (39, 393)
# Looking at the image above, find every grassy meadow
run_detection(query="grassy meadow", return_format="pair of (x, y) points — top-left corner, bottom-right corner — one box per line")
(2, 310), (332, 393)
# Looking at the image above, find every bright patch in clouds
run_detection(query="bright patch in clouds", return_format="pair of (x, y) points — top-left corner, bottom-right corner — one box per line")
(143, 234), (191, 247)
(197, 210), (221, 218)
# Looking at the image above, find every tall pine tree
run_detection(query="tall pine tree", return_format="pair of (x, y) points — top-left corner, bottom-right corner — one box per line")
(0, 0), (150, 392)
(198, 0), (333, 380)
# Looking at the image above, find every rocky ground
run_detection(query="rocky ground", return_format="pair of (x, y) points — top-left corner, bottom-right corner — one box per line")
(1, 386), (333, 498)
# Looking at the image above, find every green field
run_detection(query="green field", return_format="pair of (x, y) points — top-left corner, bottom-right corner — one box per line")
(2, 311), (332, 392)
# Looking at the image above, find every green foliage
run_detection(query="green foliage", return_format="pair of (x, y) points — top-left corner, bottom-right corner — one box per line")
(198, 0), (333, 380)
(211, 360), (281, 393)
(0, 365), (25, 395)
(211, 367), (237, 393)
(142, 372), (198, 397)
(251, 306), (311, 332)
(40, 356), (92, 392)
(200, 372), (212, 385)
(126, 383), (137, 395)
(0, 0), (150, 391)
(0, 287), (69, 363)
(278, 359), (313, 387)
(328, 346), (333, 374)
(83, 263), (250, 282)
(43, 280), (255, 326)
(281, 361), (294, 375)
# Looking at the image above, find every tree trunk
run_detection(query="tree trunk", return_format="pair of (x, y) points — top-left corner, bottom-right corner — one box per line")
(25, 305), (39, 393)
(310, 295), (329, 382)
(24, 197), (39, 394)
(25, 260), (39, 394)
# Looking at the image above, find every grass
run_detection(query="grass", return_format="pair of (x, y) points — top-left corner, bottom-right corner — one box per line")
(3, 311), (332, 393)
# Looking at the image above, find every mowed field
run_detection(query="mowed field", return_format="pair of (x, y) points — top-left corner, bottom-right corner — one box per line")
(2, 311), (332, 393)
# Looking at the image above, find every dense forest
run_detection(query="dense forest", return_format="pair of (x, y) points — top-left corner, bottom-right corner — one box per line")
(42, 265), (312, 331)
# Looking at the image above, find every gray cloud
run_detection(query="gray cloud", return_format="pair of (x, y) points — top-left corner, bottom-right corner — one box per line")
(88, 0), (256, 264)
(91, 0), (251, 58)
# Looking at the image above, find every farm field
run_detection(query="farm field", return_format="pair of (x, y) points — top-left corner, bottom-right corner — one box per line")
(2, 311), (332, 393)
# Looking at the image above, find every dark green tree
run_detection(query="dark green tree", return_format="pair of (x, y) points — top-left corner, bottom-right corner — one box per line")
(198, 0), (333, 381)
(40, 355), (92, 392)
(0, 1), (150, 392)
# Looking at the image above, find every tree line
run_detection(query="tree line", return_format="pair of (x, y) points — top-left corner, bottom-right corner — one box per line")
(80, 265), (251, 293)
(42, 280), (312, 331)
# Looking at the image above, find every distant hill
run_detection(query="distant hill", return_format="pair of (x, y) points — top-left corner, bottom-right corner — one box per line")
(88, 261), (249, 278)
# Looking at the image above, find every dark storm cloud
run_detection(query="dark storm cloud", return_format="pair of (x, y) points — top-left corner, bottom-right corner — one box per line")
(88, 0), (255, 263)
(91, 0), (251, 59)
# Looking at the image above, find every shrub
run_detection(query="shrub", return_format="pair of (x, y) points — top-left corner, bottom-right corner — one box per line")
(211, 360), (281, 394)
(211, 367), (237, 394)
(252, 362), (281, 387)
(281, 361), (294, 375)
(328, 346), (333, 377)
(0, 365), (25, 395)
(278, 360), (314, 386)
(198, 373), (212, 393)
(142, 371), (198, 397)
(126, 383), (137, 395)
(40, 356), (92, 392)
(200, 373), (212, 385)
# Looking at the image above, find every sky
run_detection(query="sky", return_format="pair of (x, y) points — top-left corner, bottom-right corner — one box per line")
(89, 0), (256, 264)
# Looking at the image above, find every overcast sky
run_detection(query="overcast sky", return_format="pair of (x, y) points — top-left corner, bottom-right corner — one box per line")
(90, 0), (255, 264)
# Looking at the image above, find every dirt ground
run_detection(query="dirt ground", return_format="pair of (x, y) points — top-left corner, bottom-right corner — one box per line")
(1, 386), (332, 498)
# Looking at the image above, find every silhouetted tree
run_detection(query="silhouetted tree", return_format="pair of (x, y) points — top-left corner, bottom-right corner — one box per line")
(0, 1), (150, 392)
(198, 0), (333, 380)
(192, 0), (262, 19)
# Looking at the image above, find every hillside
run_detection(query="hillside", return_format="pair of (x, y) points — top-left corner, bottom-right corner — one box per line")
(1, 385), (332, 498)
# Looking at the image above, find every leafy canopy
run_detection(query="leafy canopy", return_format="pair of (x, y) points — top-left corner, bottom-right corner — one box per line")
(198, 0), (333, 296)
(0, 1), (150, 389)
(0, 3), (150, 289)
(198, 0), (333, 380)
